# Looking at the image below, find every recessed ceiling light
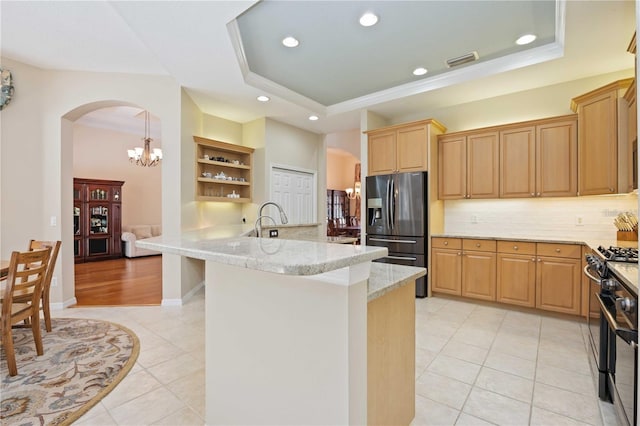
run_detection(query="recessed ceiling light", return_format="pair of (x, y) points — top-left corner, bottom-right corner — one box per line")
(413, 67), (428, 76)
(308, 115), (319, 121)
(282, 36), (299, 48)
(516, 34), (537, 45)
(257, 95), (270, 102)
(359, 12), (378, 27)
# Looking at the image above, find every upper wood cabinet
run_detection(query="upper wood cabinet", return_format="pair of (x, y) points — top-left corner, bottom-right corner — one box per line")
(438, 131), (499, 199)
(500, 116), (577, 198)
(570, 79), (633, 195)
(194, 136), (254, 203)
(624, 80), (637, 192)
(366, 119), (446, 176)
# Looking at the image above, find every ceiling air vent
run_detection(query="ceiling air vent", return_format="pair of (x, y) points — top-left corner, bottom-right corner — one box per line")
(445, 51), (479, 68)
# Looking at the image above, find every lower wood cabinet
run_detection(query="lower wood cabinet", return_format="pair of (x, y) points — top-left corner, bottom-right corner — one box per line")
(497, 241), (537, 307)
(431, 238), (496, 301)
(431, 244), (462, 295)
(461, 239), (496, 301)
(535, 244), (582, 315)
(433, 237), (583, 316)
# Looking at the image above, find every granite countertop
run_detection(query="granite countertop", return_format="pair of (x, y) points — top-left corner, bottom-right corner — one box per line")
(368, 263), (426, 302)
(137, 226), (386, 276)
(292, 235), (359, 244)
(608, 262), (639, 296)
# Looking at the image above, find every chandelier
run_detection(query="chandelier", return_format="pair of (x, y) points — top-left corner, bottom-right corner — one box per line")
(127, 110), (162, 167)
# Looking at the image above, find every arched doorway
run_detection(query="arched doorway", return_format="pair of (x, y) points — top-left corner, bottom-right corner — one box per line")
(62, 101), (163, 305)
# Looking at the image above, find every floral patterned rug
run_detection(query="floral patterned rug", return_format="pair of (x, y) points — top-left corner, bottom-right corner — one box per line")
(1, 317), (139, 425)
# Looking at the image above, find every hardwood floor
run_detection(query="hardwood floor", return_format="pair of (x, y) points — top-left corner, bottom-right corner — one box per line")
(74, 256), (162, 306)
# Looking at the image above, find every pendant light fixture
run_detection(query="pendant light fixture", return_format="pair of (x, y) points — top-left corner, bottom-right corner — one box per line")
(127, 110), (162, 167)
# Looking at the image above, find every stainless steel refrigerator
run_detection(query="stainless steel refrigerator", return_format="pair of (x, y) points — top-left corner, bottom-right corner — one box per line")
(366, 172), (428, 297)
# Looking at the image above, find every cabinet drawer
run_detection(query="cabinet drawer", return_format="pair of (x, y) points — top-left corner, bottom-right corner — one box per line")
(432, 237), (462, 250)
(536, 243), (581, 259)
(497, 240), (536, 255)
(463, 239), (496, 252)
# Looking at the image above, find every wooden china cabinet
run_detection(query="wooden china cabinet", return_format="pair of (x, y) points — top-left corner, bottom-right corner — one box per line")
(74, 178), (124, 263)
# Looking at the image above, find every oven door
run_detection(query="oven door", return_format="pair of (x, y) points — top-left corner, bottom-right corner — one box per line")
(584, 264), (614, 400)
(597, 293), (638, 426)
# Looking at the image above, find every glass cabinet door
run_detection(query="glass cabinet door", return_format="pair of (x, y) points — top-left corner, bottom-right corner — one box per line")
(89, 186), (110, 201)
(74, 205), (81, 236)
(89, 204), (109, 234)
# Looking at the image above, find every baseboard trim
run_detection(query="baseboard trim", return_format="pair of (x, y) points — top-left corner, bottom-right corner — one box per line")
(51, 297), (78, 310)
(161, 281), (204, 306)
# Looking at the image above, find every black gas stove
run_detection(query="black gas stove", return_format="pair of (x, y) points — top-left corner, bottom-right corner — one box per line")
(597, 246), (639, 263)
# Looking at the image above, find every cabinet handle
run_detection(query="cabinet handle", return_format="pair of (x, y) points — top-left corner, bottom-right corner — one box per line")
(513, 245), (518, 250)
(537, 192), (541, 197)
(458, 252), (462, 256)
(444, 241), (448, 246)
(538, 258), (542, 262)
(476, 243), (481, 248)
(531, 258), (536, 262)
(610, 187), (614, 192)
(530, 193), (535, 197)
(555, 248), (561, 253)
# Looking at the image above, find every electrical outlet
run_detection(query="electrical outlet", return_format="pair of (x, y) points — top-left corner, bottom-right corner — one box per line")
(471, 215), (478, 224)
(575, 215), (584, 226)
(51, 277), (58, 287)
(269, 229), (278, 238)
(50, 216), (57, 227)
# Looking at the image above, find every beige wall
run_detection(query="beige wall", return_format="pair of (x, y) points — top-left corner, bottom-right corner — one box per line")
(1, 57), (182, 307)
(73, 123), (162, 226)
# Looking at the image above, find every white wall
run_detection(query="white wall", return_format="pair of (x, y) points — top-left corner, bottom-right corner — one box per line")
(73, 123), (162, 226)
(396, 69), (635, 133)
(444, 195), (638, 242)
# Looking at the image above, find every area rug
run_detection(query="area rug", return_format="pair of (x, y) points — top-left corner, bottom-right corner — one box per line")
(1, 317), (139, 425)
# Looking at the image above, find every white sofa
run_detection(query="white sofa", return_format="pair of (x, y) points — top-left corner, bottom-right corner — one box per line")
(121, 225), (162, 258)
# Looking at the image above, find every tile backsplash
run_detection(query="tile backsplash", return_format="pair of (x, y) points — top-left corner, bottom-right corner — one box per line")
(443, 194), (639, 241)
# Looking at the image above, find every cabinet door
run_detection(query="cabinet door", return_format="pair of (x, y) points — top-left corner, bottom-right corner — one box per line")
(438, 135), (466, 199)
(396, 124), (427, 173)
(462, 250), (496, 301)
(627, 96), (637, 192)
(578, 91), (618, 195)
(467, 132), (499, 198)
(536, 256), (582, 315)
(431, 248), (462, 295)
(500, 126), (536, 198)
(537, 119), (577, 197)
(497, 253), (536, 307)
(112, 203), (122, 256)
(368, 131), (396, 175)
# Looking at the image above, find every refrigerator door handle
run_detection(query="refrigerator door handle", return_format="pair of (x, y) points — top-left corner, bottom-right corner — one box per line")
(386, 178), (392, 229)
(369, 238), (417, 244)
(385, 255), (418, 261)
(390, 177), (395, 230)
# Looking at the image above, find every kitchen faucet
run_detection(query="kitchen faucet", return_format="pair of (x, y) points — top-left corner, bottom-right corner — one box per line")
(254, 201), (288, 237)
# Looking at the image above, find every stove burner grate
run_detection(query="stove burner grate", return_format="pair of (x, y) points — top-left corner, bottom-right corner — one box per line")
(597, 246), (639, 263)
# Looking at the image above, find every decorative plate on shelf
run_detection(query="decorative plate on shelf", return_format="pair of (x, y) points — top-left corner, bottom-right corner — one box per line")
(0, 67), (14, 110)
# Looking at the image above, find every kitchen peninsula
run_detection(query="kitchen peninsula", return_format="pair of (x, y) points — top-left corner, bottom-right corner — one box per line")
(138, 226), (424, 425)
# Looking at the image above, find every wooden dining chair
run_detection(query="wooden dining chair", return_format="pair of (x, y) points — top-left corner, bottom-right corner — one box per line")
(1, 247), (51, 376)
(13, 240), (61, 332)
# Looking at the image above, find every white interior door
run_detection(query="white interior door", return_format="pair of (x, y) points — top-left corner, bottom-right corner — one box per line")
(271, 167), (316, 224)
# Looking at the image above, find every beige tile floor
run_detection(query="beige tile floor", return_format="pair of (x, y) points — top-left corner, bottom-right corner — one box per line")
(61, 289), (619, 425)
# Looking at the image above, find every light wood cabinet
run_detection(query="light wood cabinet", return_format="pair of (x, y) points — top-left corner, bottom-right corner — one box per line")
(431, 238), (462, 295)
(500, 116), (578, 198)
(431, 238), (496, 301)
(194, 136), (254, 202)
(461, 239), (496, 301)
(624, 80), (637, 192)
(535, 243), (582, 316)
(497, 241), (537, 307)
(366, 119), (446, 176)
(571, 79), (633, 195)
(438, 131), (499, 199)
